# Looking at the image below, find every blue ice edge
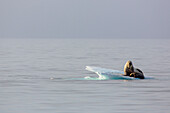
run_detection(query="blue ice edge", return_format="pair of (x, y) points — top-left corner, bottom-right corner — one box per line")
(83, 75), (154, 80)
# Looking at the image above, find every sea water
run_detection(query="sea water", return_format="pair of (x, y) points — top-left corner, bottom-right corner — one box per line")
(0, 38), (170, 113)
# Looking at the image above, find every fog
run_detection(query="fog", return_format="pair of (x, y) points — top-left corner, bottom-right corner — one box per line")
(0, 0), (170, 38)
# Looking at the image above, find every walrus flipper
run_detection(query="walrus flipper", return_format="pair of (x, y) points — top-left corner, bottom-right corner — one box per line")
(130, 73), (145, 79)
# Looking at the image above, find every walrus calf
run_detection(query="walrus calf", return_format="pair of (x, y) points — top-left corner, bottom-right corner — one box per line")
(124, 60), (145, 79)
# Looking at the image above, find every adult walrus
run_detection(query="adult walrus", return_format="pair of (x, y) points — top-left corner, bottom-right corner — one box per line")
(124, 60), (145, 79)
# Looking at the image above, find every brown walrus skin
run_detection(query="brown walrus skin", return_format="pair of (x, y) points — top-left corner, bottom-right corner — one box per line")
(124, 61), (145, 79)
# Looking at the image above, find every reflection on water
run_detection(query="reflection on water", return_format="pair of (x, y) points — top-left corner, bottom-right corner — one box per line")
(0, 39), (170, 113)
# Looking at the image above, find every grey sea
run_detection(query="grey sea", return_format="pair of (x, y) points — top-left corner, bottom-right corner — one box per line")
(0, 38), (170, 113)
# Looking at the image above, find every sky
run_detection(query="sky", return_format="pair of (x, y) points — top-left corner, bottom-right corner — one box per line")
(0, 0), (170, 39)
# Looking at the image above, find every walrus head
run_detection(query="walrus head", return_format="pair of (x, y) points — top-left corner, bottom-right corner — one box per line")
(124, 60), (134, 74)
(125, 60), (133, 69)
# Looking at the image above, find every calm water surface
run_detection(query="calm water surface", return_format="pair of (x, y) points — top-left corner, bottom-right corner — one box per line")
(0, 38), (170, 113)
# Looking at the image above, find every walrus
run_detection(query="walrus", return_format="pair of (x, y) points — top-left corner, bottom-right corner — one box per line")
(124, 60), (145, 79)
